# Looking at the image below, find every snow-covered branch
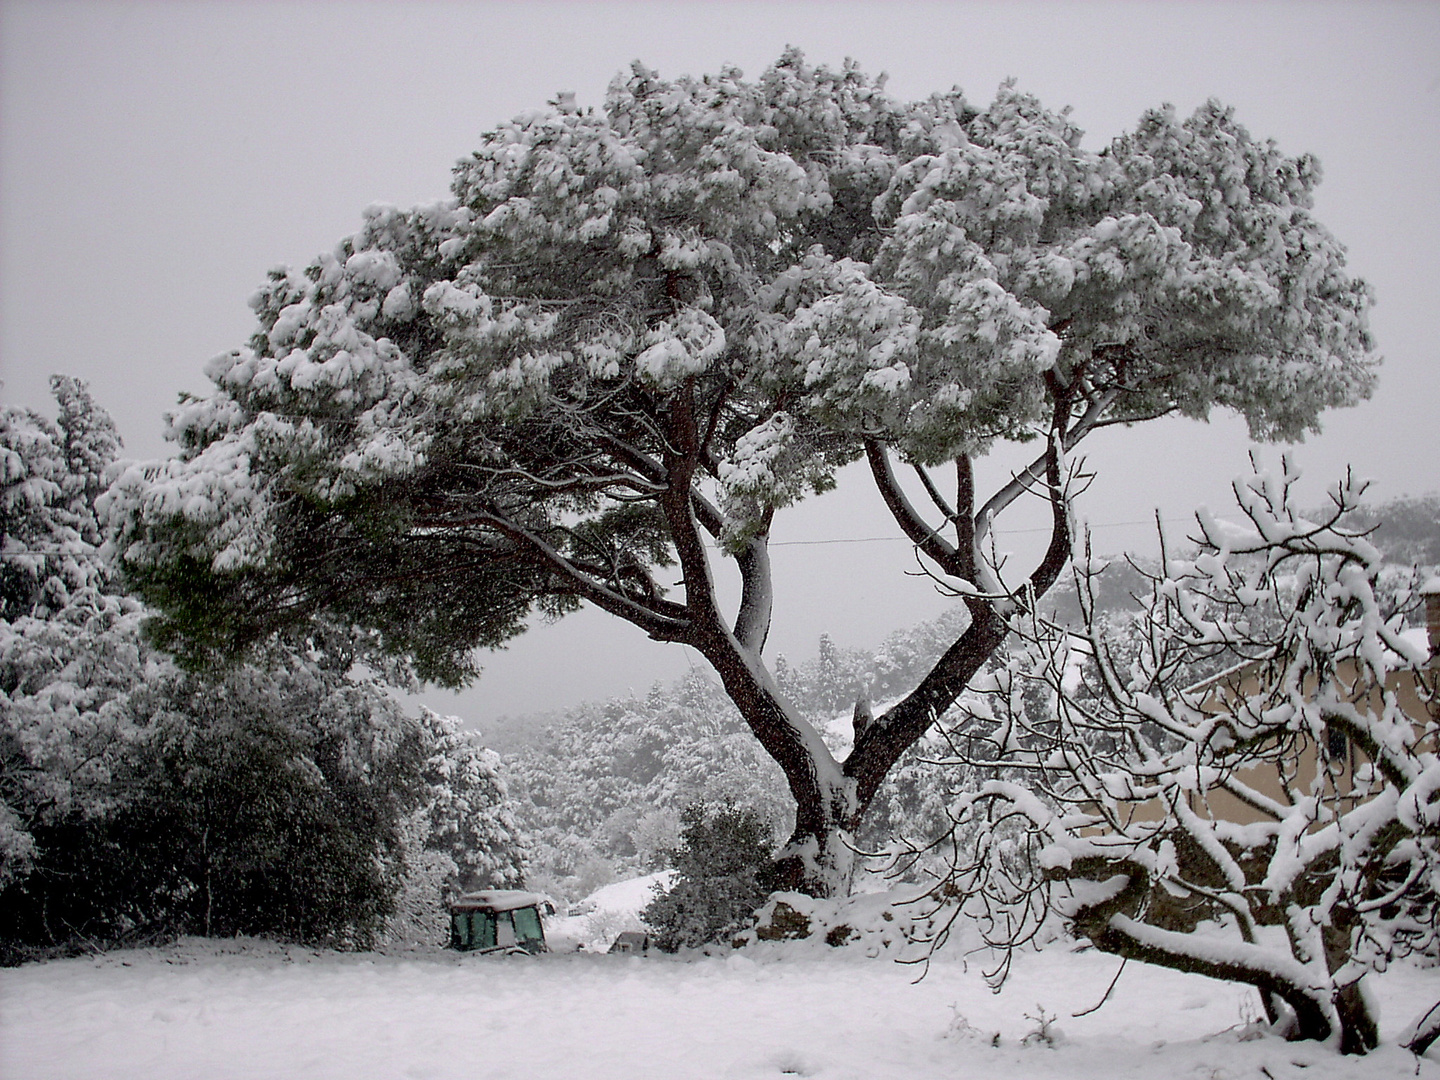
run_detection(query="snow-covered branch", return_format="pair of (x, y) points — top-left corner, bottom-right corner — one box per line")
(914, 459), (1438, 1055)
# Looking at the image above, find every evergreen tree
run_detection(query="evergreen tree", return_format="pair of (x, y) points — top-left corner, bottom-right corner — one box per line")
(1, 380), (527, 957)
(641, 803), (777, 951)
(0, 376), (117, 620)
(109, 53), (1375, 896)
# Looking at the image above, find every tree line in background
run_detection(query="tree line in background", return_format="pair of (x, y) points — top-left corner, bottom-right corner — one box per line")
(507, 487), (1440, 905)
(0, 379), (526, 963)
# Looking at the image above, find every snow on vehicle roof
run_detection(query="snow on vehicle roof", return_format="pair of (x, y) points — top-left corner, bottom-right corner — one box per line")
(448, 890), (549, 913)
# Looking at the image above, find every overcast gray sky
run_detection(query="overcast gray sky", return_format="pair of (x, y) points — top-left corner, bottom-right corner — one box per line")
(2, 1), (1437, 725)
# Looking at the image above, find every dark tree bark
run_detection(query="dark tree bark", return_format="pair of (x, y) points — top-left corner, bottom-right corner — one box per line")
(1064, 857), (1335, 1044)
(1405, 1002), (1440, 1058)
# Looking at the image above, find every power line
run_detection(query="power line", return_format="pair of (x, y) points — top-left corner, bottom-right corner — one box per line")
(767, 518), (1178, 547)
(2, 518), (1184, 560)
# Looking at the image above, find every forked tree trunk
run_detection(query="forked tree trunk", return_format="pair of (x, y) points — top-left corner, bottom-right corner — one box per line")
(697, 628), (859, 899)
(719, 600), (1010, 899)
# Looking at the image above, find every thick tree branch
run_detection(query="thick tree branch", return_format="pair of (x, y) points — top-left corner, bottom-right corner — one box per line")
(955, 455), (977, 582)
(658, 387), (725, 633)
(864, 439), (965, 578)
(845, 602), (1009, 816)
(1024, 433), (1073, 604)
(465, 509), (692, 642)
(847, 411), (1076, 817)
(1059, 856), (1333, 1041)
(733, 511), (775, 656)
(1096, 914), (1333, 1041)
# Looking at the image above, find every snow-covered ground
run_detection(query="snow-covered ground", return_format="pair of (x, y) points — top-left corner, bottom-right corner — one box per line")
(3, 932), (1436, 1079)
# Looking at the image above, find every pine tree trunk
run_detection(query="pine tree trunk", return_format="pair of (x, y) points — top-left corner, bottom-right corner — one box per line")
(695, 629), (857, 900)
(770, 822), (856, 899)
(709, 601), (1011, 901)
(844, 603), (1009, 818)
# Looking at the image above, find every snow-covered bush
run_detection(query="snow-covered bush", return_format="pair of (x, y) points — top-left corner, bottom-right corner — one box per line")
(3, 631), (529, 958)
(922, 458), (1440, 1055)
(2, 379), (529, 960)
(642, 803), (778, 951)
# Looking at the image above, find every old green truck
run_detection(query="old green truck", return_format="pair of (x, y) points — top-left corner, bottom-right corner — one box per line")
(447, 890), (551, 954)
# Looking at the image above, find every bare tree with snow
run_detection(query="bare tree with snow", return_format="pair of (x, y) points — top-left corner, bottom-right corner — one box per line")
(918, 458), (1438, 1054)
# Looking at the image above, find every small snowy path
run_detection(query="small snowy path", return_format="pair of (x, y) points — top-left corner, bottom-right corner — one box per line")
(2, 937), (1436, 1079)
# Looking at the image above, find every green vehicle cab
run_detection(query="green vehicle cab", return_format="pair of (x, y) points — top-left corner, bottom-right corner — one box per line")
(448, 890), (551, 954)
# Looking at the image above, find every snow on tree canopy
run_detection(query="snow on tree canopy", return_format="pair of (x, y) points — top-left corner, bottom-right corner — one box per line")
(107, 52), (1375, 898)
(3, 377), (120, 620)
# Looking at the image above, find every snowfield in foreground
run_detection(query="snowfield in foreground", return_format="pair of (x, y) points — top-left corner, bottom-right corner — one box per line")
(2, 935), (1437, 1080)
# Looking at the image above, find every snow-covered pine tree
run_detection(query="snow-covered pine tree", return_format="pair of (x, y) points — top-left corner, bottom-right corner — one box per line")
(1, 376), (118, 620)
(418, 708), (528, 893)
(1, 377), (137, 907)
(108, 52), (1375, 897)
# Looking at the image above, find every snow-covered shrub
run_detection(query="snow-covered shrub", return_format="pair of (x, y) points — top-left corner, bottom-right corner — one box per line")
(382, 816), (461, 948)
(2, 378), (529, 959)
(630, 807), (683, 872)
(4, 637), (528, 959)
(642, 803), (778, 951)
